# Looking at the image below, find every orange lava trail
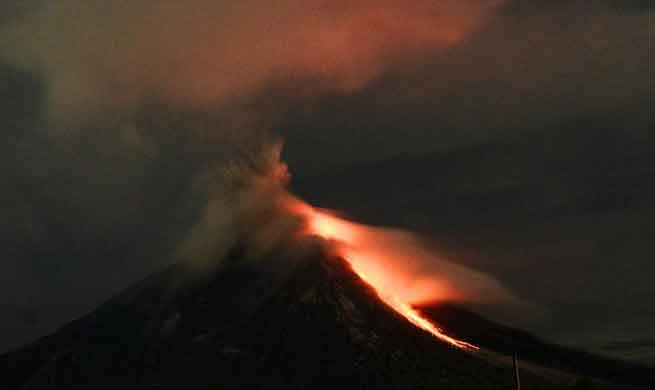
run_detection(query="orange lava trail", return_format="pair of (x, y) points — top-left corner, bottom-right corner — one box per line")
(354, 265), (478, 351)
(294, 202), (478, 351)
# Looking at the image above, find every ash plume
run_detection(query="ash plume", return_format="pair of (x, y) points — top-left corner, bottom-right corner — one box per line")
(176, 141), (305, 268)
(0, 0), (503, 123)
(0, 0), (507, 282)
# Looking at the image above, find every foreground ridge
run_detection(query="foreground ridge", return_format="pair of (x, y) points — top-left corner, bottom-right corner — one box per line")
(0, 248), (650, 389)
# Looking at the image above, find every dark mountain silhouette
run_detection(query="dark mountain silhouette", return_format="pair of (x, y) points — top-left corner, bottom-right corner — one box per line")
(0, 244), (652, 389)
(420, 304), (655, 388)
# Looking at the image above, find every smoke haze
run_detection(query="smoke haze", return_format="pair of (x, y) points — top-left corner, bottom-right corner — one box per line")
(0, 0), (503, 122)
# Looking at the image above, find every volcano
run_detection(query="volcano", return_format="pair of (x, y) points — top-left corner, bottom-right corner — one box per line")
(1, 244), (652, 389)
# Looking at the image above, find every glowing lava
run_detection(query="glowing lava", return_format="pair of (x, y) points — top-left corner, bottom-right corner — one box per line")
(355, 267), (478, 351)
(292, 201), (478, 351)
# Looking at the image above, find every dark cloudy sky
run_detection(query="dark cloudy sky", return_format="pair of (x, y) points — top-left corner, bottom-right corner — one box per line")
(2, 0), (655, 362)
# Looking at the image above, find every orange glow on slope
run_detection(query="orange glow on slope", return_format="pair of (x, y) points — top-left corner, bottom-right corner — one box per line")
(291, 201), (478, 351)
(354, 266), (478, 351)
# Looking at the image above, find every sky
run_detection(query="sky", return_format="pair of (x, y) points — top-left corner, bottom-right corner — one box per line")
(1, 0), (655, 360)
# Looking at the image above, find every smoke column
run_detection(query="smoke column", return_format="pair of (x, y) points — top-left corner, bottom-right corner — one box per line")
(181, 146), (517, 348)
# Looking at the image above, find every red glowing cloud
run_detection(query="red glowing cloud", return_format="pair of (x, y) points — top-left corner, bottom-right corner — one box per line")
(1, 0), (506, 118)
(291, 202), (483, 349)
(277, 192), (516, 350)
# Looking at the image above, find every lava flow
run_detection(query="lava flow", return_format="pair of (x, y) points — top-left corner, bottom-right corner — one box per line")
(288, 199), (478, 351)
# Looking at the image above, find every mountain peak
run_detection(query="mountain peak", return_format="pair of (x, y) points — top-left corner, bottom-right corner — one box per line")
(0, 247), (649, 389)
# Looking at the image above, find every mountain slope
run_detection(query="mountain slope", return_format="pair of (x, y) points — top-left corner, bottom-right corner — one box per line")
(291, 126), (655, 365)
(0, 246), (649, 389)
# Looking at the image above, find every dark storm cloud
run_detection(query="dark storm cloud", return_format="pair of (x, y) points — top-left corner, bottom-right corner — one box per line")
(280, 1), (655, 172)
